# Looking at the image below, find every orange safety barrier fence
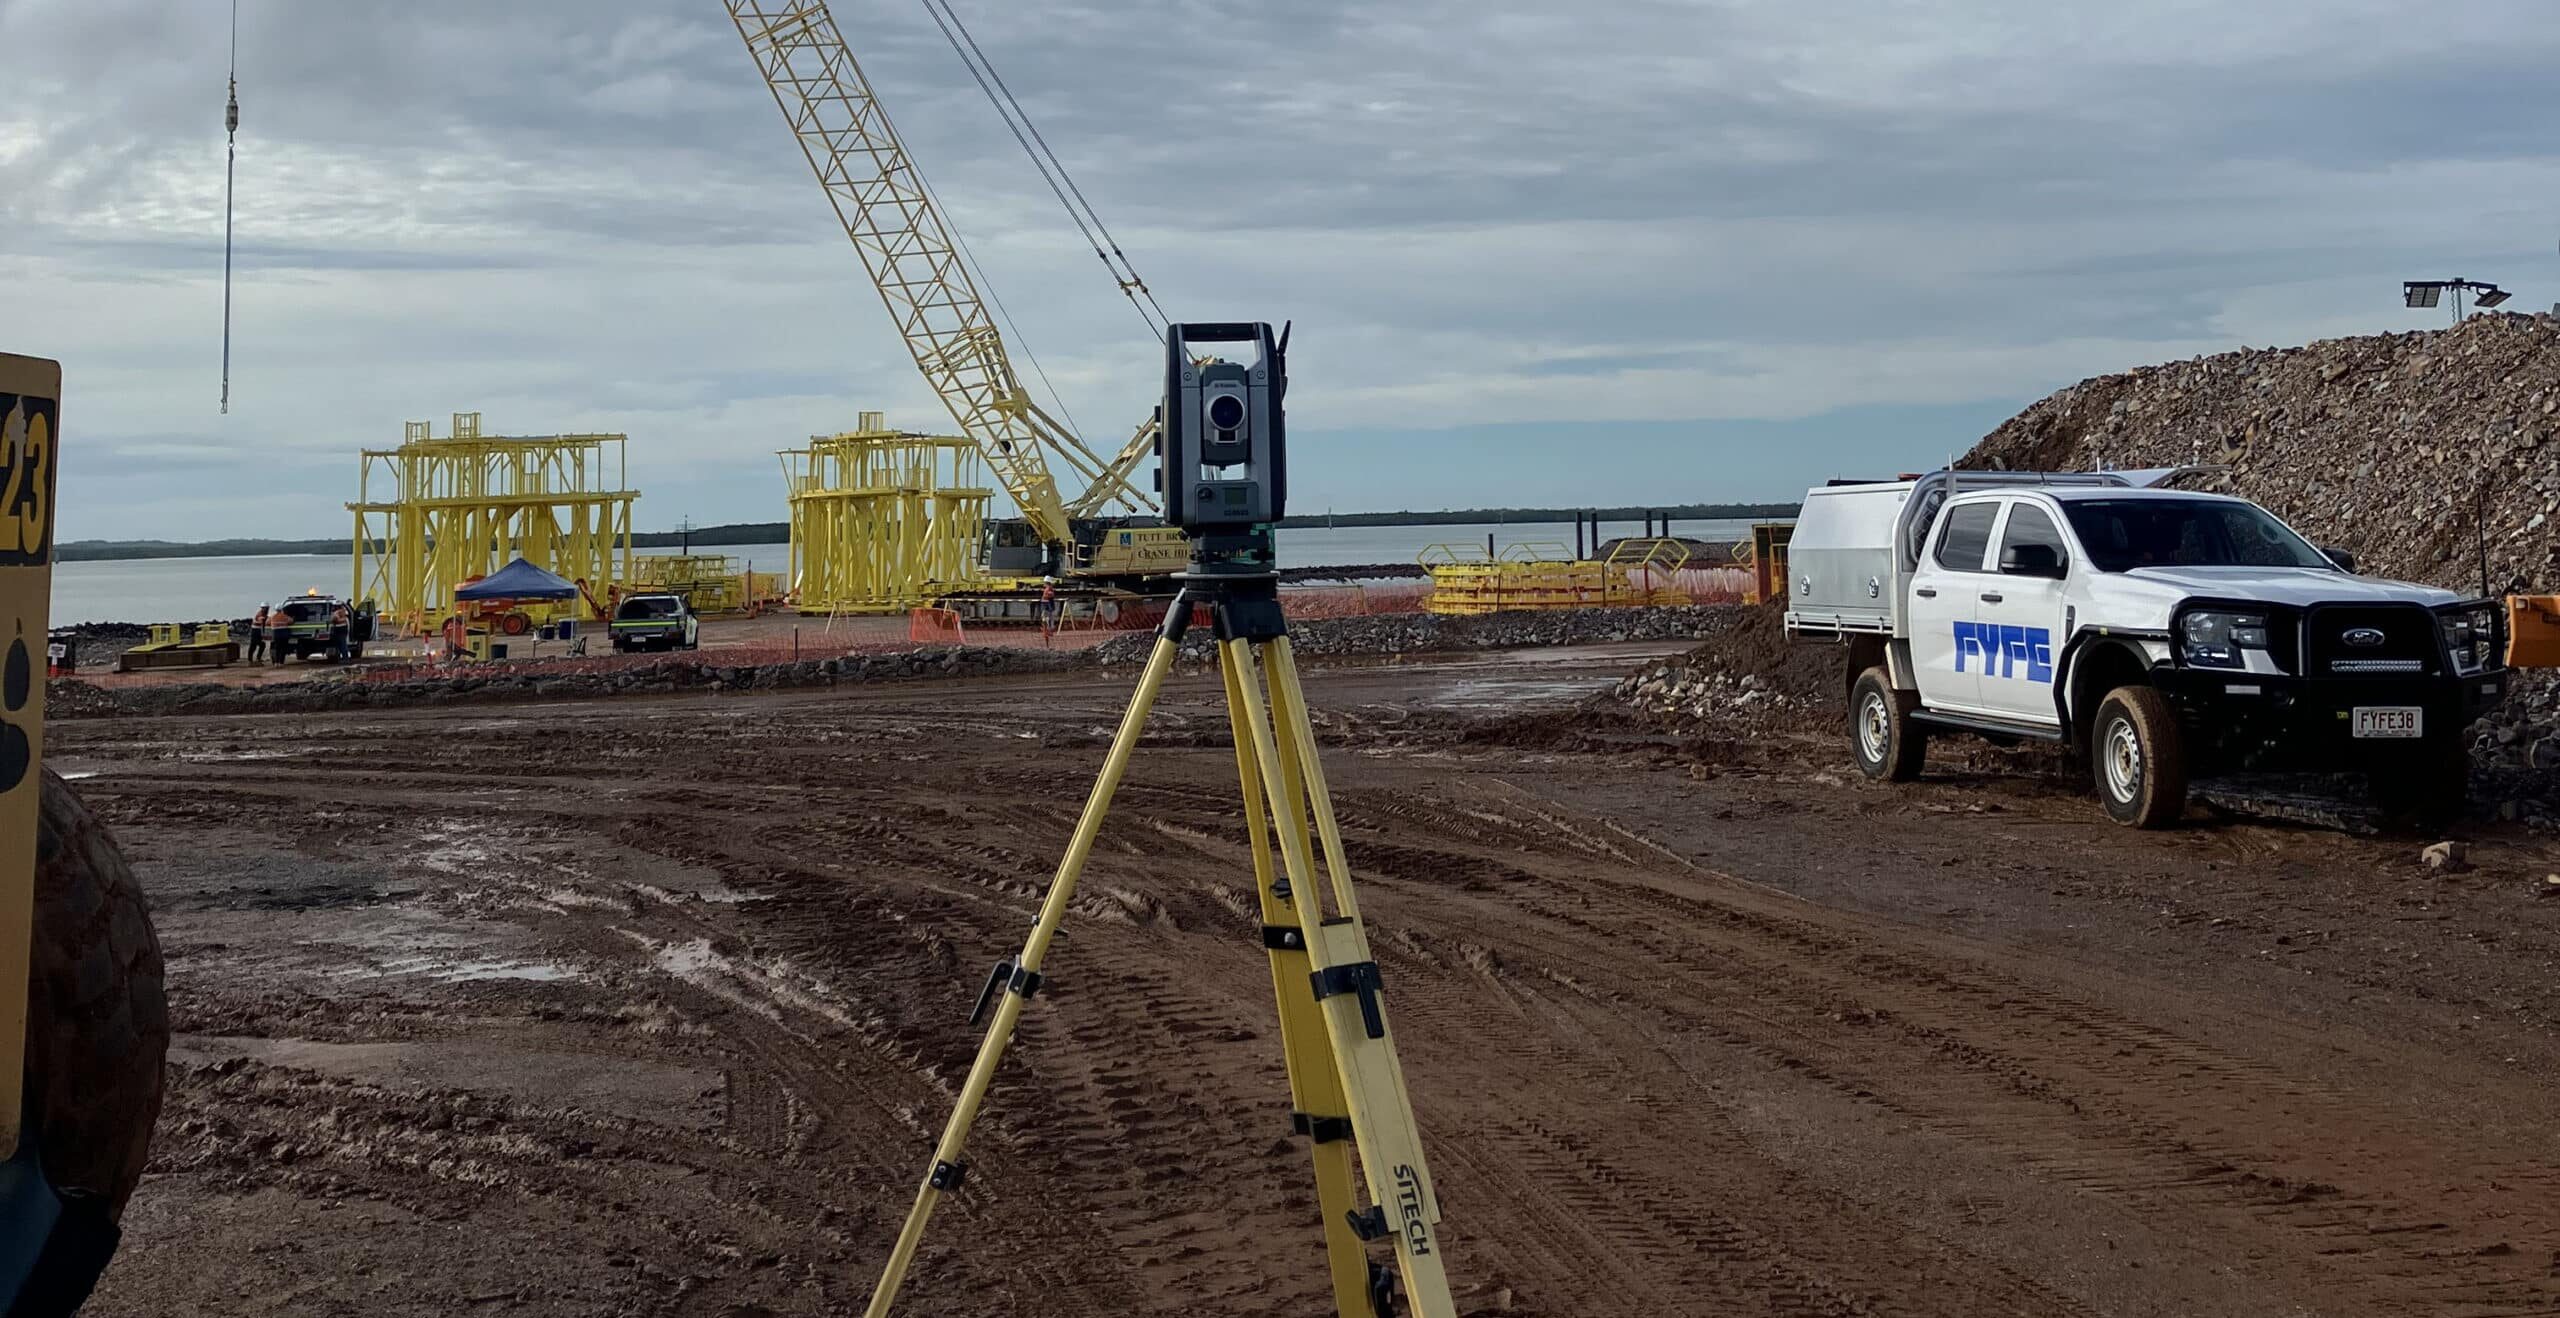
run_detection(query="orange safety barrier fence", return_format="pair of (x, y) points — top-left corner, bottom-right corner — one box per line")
(908, 607), (968, 646)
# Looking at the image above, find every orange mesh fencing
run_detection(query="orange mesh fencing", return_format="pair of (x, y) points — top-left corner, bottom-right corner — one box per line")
(908, 607), (967, 646)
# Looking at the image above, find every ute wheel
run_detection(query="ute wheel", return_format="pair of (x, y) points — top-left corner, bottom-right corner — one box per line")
(2092, 686), (2187, 828)
(1849, 666), (1926, 782)
(2371, 734), (2470, 831)
(30, 769), (169, 1220)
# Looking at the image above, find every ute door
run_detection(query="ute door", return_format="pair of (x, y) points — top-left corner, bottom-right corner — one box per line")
(1906, 497), (2001, 714)
(1975, 500), (2069, 725)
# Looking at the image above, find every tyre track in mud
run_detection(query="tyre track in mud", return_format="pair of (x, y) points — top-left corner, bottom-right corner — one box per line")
(1314, 775), (2560, 1316)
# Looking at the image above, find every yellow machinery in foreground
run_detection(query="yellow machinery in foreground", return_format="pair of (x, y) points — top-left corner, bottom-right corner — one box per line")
(2, 354), (168, 1314)
(725, 2), (1188, 595)
(778, 413), (993, 615)
(349, 412), (636, 635)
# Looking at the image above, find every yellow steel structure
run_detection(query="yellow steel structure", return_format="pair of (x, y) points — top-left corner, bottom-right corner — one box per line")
(349, 412), (636, 633)
(1420, 539), (1693, 615)
(724, 2), (1180, 580)
(780, 412), (992, 615)
(627, 554), (782, 615)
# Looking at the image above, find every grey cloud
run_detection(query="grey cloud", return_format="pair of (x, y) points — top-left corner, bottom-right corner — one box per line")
(5, 0), (2556, 540)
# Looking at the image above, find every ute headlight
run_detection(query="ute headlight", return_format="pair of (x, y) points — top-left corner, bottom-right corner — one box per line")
(2180, 610), (2268, 669)
(2438, 604), (2499, 675)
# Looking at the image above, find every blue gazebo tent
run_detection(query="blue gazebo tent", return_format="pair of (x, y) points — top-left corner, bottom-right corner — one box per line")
(453, 557), (579, 601)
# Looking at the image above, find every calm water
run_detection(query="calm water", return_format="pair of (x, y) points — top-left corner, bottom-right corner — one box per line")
(49, 521), (1759, 625)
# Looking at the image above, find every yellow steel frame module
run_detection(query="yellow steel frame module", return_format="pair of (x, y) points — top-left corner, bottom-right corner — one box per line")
(862, 577), (1457, 1318)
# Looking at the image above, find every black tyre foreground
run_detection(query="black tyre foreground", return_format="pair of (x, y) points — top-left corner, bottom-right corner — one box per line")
(30, 767), (167, 1217)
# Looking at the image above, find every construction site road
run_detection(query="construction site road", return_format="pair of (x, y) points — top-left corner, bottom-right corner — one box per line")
(53, 641), (2560, 1318)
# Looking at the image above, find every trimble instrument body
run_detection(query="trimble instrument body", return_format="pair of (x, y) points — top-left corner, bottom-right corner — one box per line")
(1158, 321), (1287, 566)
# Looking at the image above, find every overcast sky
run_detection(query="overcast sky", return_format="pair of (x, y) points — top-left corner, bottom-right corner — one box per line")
(5, 0), (2555, 541)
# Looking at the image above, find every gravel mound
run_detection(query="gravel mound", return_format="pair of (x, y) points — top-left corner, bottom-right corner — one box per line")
(1610, 605), (1838, 735)
(1965, 312), (2560, 593)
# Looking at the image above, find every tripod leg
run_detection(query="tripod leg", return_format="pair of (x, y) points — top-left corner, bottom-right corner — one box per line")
(860, 631), (1186, 1318)
(1251, 639), (1459, 1318)
(1220, 641), (1374, 1316)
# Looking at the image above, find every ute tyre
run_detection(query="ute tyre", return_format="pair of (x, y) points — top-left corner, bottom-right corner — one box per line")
(2092, 686), (2187, 828)
(1849, 667), (1926, 782)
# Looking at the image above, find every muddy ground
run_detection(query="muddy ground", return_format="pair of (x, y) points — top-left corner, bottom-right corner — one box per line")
(51, 641), (2560, 1317)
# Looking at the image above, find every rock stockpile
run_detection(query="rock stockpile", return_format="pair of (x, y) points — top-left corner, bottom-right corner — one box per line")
(1964, 312), (2560, 594)
(51, 605), (1739, 721)
(1090, 604), (1735, 667)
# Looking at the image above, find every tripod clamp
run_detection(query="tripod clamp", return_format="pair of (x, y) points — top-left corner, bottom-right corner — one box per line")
(968, 958), (1045, 1028)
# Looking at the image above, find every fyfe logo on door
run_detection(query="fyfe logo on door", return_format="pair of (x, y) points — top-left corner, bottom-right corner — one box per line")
(1953, 621), (2054, 683)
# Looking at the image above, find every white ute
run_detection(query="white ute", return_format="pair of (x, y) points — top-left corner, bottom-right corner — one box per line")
(1785, 470), (2511, 827)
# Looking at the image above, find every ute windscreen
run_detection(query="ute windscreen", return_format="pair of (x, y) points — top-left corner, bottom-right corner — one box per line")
(2062, 499), (2330, 573)
(618, 597), (683, 620)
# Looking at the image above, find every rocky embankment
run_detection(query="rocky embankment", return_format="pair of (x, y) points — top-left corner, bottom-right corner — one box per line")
(1964, 313), (2560, 593)
(47, 647), (1087, 719)
(49, 606), (1732, 720)
(1091, 605), (1734, 667)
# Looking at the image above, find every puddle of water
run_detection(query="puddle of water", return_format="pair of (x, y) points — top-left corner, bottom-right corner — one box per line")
(1425, 676), (1612, 711)
(355, 954), (574, 983)
(634, 933), (858, 1029)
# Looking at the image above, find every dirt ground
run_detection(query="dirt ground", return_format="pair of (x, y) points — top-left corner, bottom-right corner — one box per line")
(48, 640), (2560, 1318)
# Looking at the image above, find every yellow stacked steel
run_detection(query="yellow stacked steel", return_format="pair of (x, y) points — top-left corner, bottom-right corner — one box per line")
(1421, 542), (1605, 615)
(781, 413), (991, 614)
(1602, 537), (1694, 607)
(349, 412), (636, 633)
(630, 553), (759, 613)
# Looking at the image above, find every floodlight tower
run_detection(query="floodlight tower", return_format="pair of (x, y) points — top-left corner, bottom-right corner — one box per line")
(2402, 278), (2510, 325)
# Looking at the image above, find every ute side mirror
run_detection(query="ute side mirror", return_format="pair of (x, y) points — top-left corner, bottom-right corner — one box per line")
(1999, 543), (2067, 578)
(2321, 546), (2358, 573)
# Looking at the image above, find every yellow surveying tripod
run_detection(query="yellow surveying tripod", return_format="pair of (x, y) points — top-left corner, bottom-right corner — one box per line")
(862, 568), (1457, 1317)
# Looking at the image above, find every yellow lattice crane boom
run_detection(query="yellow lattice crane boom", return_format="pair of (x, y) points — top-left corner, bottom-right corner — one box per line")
(725, 1), (1176, 582)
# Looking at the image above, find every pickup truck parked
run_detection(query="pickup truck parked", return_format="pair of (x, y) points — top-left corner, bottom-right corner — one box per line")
(609, 593), (700, 653)
(1785, 470), (2509, 827)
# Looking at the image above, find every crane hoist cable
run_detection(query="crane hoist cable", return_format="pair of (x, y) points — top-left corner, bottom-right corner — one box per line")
(220, 0), (240, 415)
(905, 156), (1091, 459)
(915, 0), (1171, 341)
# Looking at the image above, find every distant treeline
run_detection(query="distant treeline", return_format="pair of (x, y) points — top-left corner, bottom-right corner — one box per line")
(57, 505), (1797, 563)
(56, 523), (796, 562)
